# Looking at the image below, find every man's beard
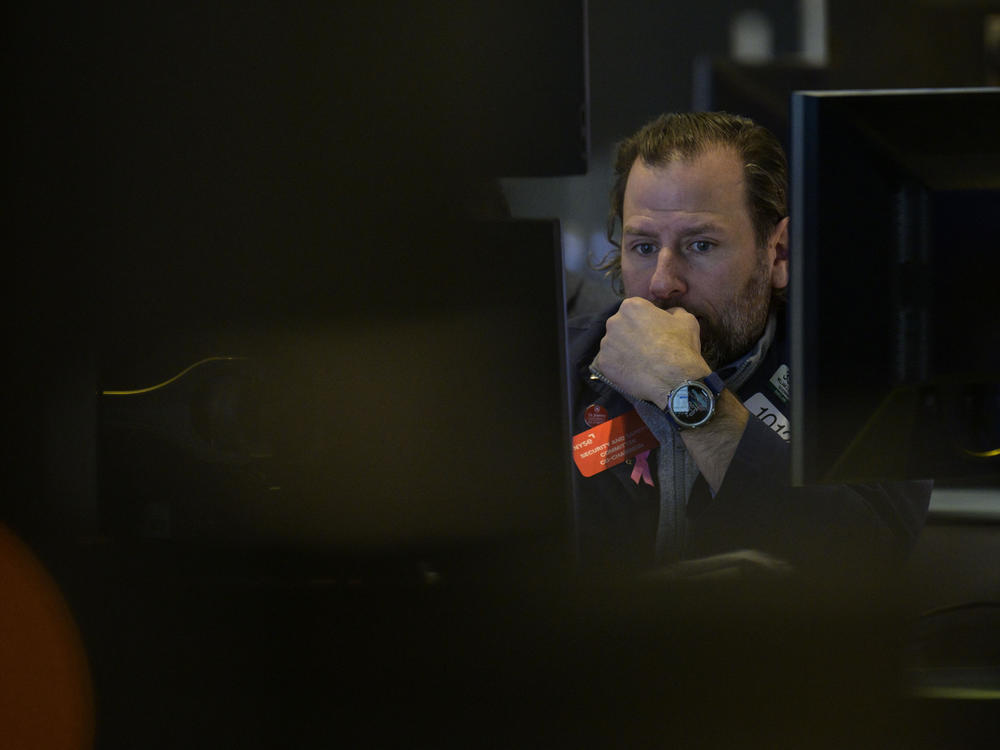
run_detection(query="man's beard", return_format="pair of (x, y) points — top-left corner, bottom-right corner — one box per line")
(697, 250), (774, 369)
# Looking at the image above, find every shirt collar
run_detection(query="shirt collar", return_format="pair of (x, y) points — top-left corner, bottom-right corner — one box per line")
(715, 313), (777, 393)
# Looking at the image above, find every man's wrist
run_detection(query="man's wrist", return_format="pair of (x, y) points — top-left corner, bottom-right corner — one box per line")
(653, 365), (714, 410)
(662, 372), (726, 430)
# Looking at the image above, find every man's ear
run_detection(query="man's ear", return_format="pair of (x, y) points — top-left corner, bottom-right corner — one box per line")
(769, 216), (790, 290)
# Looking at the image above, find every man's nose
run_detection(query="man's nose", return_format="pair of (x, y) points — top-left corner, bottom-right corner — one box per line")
(648, 247), (687, 301)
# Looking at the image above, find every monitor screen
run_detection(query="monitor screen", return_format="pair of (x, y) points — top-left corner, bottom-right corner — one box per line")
(790, 88), (1000, 485)
(98, 220), (575, 574)
(8, 0), (591, 559)
(691, 57), (828, 151)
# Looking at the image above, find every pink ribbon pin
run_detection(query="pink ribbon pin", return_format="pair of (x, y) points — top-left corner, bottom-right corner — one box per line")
(630, 450), (654, 486)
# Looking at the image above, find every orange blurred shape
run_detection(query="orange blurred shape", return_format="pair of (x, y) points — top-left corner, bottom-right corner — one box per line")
(0, 524), (95, 749)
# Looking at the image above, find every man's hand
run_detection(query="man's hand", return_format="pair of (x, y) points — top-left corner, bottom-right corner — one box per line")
(592, 298), (711, 409)
(592, 297), (750, 493)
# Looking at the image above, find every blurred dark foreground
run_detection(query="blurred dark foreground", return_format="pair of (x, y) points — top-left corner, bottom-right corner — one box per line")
(29, 537), (998, 750)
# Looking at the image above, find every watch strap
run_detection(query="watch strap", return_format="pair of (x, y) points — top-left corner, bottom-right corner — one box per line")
(702, 371), (725, 398)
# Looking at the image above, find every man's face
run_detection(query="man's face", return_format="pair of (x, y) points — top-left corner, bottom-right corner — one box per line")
(619, 147), (788, 368)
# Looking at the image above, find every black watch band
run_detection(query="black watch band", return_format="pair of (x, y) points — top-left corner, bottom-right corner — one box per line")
(663, 372), (725, 430)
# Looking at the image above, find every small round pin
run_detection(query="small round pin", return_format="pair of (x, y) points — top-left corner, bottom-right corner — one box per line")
(584, 404), (609, 427)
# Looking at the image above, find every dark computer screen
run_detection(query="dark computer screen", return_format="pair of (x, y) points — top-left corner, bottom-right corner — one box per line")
(790, 88), (1000, 485)
(692, 57), (828, 152)
(7, 2), (590, 561)
(99, 220), (575, 573)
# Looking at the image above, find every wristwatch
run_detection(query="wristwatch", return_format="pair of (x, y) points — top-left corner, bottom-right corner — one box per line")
(664, 372), (725, 430)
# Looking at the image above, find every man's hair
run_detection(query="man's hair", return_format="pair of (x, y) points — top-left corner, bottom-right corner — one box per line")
(599, 111), (788, 293)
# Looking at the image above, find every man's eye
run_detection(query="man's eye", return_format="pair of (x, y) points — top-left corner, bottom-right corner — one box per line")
(633, 242), (658, 256)
(689, 240), (714, 253)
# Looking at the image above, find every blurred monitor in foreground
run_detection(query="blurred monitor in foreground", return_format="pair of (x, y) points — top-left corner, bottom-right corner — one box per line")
(790, 88), (1000, 486)
(99, 220), (574, 573)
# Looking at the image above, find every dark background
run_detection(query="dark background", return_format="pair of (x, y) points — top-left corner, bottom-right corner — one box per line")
(5, 1), (1000, 747)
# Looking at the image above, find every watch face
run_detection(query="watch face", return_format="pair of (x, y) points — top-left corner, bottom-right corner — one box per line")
(669, 381), (715, 428)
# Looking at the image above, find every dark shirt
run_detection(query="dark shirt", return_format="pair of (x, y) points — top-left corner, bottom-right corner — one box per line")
(568, 302), (932, 577)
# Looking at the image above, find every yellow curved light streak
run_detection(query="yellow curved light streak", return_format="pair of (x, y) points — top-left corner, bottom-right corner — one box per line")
(963, 447), (1000, 459)
(101, 356), (249, 396)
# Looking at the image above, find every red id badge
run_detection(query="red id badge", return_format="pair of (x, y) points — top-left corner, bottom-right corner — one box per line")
(571, 410), (658, 478)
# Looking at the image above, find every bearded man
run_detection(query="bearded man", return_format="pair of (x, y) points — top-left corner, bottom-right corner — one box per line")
(569, 112), (930, 575)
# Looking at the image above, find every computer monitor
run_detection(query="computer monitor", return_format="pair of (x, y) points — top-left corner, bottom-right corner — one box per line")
(9, 1), (591, 552)
(790, 88), (1000, 486)
(98, 219), (575, 576)
(691, 57), (828, 152)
